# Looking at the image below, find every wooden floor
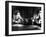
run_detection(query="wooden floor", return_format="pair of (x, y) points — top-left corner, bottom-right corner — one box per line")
(12, 25), (41, 31)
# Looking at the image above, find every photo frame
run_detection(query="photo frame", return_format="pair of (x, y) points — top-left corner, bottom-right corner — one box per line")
(5, 1), (45, 36)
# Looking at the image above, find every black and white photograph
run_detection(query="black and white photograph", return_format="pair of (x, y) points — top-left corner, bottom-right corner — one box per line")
(5, 1), (45, 36)
(12, 6), (41, 31)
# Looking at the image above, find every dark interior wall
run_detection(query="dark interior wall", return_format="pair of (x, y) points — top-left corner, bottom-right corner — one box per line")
(12, 6), (41, 18)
